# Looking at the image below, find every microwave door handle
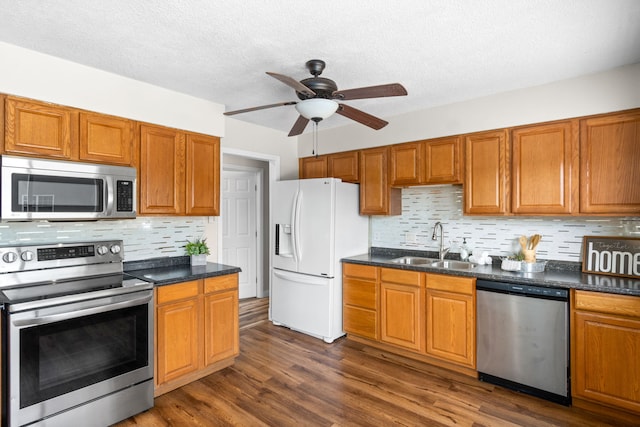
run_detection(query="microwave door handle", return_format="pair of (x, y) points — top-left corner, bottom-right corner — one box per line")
(11, 294), (152, 327)
(105, 176), (114, 215)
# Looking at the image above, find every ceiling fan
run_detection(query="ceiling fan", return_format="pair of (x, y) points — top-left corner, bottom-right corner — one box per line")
(223, 59), (408, 136)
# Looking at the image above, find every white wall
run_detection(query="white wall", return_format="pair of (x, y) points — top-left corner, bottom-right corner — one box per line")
(0, 42), (225, 136)
(299, 62), (640, 156)
(222, 118), (299, 180)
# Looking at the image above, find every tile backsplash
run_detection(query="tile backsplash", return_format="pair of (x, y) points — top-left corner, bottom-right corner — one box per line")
(0, 217), (208, 261)
(371, 186), (640, 262)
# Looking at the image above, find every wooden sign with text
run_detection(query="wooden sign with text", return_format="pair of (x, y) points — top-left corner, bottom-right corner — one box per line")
(582, 236), (640, 278)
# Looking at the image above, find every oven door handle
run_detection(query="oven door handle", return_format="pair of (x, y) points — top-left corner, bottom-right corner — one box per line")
(12, 294), (152, 327)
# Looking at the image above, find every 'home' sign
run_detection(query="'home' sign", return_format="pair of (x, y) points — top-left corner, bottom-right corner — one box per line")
(582, 236), (640, 279)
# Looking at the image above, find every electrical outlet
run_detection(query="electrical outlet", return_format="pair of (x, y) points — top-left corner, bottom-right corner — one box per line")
(405, 232), (417, 243)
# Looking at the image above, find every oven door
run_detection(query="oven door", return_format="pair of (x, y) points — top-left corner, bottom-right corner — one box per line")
(7, 290), (153, 427)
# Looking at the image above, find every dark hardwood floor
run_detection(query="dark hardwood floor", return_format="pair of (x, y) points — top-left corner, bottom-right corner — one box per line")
(115, 298), (637, 426)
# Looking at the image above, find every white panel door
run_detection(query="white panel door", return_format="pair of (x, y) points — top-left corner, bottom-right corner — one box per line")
(222, 171), (257, 298)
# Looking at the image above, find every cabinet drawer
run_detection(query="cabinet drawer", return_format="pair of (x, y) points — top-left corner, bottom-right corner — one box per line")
(343, 263), (378, 280)
(426, 273), (475, 295)
(573, 290), (640, 318)
(380, 268), (423, 287)
(204, 274), (238, 294)
(157, 280), (200, 304)
(344, 306), (377, 339)
(344, 278), (377, 309)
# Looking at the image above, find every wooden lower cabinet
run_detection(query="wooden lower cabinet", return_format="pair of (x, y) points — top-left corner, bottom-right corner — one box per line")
(380, 268), (425, 352)
(425, 273), (476, 368)
(343, 263), (477, 376)
(343, 263), (379, 340)
(572, 290), (640, 417)
(155, 274), (239, 396)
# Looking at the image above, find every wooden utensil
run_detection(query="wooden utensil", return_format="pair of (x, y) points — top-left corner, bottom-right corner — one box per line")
(530, 234), (542, 250)
(519, 235), (527, 252)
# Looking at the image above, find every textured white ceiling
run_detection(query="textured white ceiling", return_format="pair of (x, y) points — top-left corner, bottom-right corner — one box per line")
(1, 0), (639, 135)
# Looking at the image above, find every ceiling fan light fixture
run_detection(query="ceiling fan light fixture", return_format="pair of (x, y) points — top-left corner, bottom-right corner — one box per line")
(295, 98), (339, 120)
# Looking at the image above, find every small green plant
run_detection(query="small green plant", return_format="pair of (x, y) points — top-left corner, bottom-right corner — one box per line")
(508, 251), (525, 261)
(184, 238), (210, 256)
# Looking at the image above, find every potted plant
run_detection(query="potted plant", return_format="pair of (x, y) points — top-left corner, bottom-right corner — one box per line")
(185, 237), (210, 266)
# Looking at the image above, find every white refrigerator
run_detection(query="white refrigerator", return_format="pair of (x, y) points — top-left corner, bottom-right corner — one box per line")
(270, 178), (368, 343)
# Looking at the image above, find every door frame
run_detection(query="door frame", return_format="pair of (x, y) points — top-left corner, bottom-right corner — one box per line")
(220, 147), (280, 298)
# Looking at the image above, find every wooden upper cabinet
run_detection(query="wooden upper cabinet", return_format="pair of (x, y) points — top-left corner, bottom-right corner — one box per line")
(360, 147), (401, 215)
(390, 142), (423, 186)
(299, 155), (328, 179)
(327, 150), (359, 183)
(186, 134), (220, 216)
(464, 129), (510, 215)
(579, 110), (640, 215)
(79, 112), (135, 165)
(511, 121), (578, 214)
(3, 96), (78, 159)
(139, 124), (186, 215)
(424, 136), (462, 184)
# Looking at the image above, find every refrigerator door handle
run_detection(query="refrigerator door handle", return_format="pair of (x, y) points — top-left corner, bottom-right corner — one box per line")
(293, 189), (303, 262)
(290, 189), (298, 262)
(273, 269), (329, 286)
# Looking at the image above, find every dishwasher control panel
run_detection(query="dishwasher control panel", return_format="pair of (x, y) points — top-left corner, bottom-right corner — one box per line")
(476, 279), (568, 300)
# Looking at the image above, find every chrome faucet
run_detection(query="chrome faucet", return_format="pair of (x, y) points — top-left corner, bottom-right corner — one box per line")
(432, 221), (450, 260)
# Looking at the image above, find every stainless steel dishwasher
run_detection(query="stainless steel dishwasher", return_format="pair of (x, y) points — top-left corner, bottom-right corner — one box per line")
(476, 279), (570, 405)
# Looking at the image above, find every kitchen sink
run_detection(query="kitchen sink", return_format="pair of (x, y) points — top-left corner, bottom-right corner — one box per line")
(430, 260), (476, 270)
(390, 256), (437, 265)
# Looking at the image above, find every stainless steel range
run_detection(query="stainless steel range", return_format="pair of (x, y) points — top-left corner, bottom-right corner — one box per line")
(0, 240), (154, 427)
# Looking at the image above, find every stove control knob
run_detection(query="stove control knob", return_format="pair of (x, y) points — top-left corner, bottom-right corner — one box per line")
(110, 244), (121, 254)
(20, 251), (35, 262)
(96, 245), (109, 256)
(2, 252), (18, 263)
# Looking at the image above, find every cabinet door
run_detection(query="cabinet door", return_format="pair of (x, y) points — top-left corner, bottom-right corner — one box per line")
(424, 136), (462, 184)
(573, 310), (640, 413)
(204, 289), (239, 366)
(139, 124), (186, 214)
(299, 156), (328, 179)
(156, 297), (200, 385)
(390, 142), (423, 186)
(79, 112), (134, 165)
(380, 269), (424, 351)
(360, 147), (401, 215)
(512, 121), (578, 214)
(186, 133), (220, 215)
(426, 290), (475, 367)
(580, 110), (640, 214)
(464, 130), (509, 214)
(4, 96), (77, 159)
(425, 274), (475, 367)
(327, 151), (359, 182)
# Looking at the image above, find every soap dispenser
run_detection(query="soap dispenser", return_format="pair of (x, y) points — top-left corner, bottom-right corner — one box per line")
(460, 238), (471, 261)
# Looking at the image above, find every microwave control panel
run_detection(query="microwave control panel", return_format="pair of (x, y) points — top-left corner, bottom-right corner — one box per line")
(116, 180), (134, 212)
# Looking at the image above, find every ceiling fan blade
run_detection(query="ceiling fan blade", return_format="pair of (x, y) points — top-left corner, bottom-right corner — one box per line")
(288, 115), (310, 137)
(266, 72), (316, 97)
(224, 101), (297, 116)
(333, 83), (407, 101)
(336, 104), (388, 130)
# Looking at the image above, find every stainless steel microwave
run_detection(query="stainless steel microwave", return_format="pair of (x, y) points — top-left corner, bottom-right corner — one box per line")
(0, 155), (136, 221)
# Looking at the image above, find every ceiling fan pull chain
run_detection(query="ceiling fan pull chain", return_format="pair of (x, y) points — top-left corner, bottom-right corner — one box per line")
(313, 121), (318, 157)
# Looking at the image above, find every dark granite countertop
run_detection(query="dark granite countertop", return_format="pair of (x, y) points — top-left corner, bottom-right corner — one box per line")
(342, 248), (640, 297)
(125, 256), (241, 286)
